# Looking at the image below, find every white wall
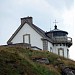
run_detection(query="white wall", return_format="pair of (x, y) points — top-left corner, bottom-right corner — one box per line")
(47, 42), (69, 58)
(48, 42), (53, 52)
(11, 23), (43, 49)
(53, 44), (68, 58)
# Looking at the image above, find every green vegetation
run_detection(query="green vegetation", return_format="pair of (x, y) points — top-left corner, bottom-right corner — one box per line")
(0, 46), (75, 75)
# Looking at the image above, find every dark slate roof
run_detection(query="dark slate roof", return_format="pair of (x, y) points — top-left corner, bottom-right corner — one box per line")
(7, 21), (52, 44)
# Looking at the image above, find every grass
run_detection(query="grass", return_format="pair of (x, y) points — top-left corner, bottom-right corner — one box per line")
(0, 46), (75, 75)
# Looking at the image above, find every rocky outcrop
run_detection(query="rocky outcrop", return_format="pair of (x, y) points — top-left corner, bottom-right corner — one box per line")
(32, 57), (75, 75)
(53, 58), (75, 75)
(62, 67), (75, 75)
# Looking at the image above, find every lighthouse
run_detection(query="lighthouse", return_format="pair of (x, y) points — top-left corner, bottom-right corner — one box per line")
(46, 23), (72, 58)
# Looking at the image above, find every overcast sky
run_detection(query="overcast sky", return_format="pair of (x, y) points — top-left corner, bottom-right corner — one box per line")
(0, 0), (74, 60)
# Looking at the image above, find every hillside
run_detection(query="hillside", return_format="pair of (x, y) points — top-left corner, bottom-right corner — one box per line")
(0, 46), (75, 75)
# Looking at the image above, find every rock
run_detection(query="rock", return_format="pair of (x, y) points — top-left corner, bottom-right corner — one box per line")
(62, 67), (75, 75)
(32, 57), (49, 64)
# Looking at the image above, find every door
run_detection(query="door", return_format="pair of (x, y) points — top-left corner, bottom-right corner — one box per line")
(58, 48), (64, 57)
(23, 34), (30, 44)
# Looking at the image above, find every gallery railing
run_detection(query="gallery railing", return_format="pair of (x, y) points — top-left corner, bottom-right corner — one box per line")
(52, 37), (72, 43)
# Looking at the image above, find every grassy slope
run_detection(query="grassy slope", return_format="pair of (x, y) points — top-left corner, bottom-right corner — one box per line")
(0, 46), (75, 75)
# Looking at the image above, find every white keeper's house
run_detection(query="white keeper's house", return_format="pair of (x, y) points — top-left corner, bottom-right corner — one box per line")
(7, 16), (72, 58)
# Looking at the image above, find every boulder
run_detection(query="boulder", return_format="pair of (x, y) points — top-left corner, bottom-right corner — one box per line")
(32, 57), (49, 64)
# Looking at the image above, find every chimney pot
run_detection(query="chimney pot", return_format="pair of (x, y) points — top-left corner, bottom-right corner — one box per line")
(21, 16), (33, 25)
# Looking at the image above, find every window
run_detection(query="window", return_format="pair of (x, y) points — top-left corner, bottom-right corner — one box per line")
(67, 49), (69, 58)
(50, 47), (52, 52)
(53, 32), (66, 37)
(23, 34), (30, 44)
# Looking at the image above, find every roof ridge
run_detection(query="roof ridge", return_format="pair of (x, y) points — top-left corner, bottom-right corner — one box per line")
(32, 24), (45, 32)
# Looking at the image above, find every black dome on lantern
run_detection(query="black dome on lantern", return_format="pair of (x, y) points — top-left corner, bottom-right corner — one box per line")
(50, 25), (68, 34)
(46, 25), (68, 37)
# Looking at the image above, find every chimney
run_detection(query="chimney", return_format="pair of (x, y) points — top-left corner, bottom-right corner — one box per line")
(21, 16), (33, 25)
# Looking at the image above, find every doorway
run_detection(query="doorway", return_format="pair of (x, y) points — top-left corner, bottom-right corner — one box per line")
(58, 48), (64, 57)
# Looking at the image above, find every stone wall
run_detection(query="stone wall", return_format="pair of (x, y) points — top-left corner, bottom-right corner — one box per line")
(0, 43), (31, 49)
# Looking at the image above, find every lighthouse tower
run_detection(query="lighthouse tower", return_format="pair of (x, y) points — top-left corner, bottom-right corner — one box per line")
(46, 23), (72, 58)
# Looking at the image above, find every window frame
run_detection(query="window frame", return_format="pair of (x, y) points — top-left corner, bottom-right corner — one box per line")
(23, 34), (30, 44)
